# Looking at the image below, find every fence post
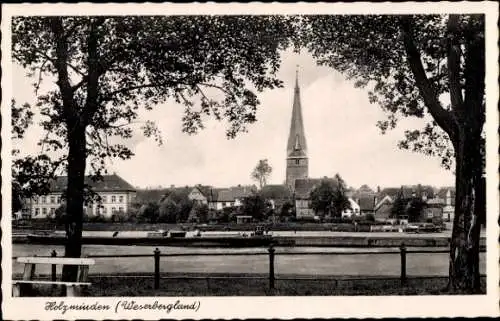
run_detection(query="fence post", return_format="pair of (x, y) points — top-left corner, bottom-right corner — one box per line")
(154, 248), (161, 290)
(51, 250), (57, 288)
(400, 243), (407, 286)
(268, 243), (275, 290)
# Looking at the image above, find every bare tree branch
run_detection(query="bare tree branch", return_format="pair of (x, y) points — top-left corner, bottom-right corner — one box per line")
(34, 58), (49, 96)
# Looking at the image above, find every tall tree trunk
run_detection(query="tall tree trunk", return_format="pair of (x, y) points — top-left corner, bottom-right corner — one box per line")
(448, 127), (483, 293)
(62, 122), (87, 281)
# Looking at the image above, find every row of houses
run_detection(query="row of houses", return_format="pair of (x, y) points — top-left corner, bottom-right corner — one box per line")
(17, 174), (456, 223)
(292, 179), (455, 222)
(18, 174), (262, 220)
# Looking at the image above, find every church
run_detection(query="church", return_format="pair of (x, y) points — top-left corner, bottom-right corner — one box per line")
(285, 69), (322, 219)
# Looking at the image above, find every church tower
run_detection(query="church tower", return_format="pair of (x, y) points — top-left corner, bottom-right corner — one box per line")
(285, 68), (308, 191)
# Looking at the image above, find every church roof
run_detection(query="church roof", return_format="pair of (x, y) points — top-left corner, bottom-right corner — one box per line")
(286, 70), (307, 157)
(260, 184), (292, 200)
(294, 177), (338, 199)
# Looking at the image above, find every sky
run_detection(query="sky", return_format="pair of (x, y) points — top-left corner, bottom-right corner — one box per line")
(12, 50), (455, 190)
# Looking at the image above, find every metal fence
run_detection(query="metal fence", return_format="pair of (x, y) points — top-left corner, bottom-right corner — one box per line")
(14, 244), (486, 290)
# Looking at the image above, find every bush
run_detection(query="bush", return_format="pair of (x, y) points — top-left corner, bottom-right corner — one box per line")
(87, 214), (108, 223)
(138, 202), (160, 223)
(365, 214), (375, 222)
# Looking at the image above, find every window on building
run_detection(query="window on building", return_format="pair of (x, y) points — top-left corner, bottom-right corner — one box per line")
(119, 196), (124, 203)
(50, 208), (55, 216)
(57, 196), (61, 204)
(41, 196), (46, 204)
(119, 207), (123, 213)
(102, 207), (107, 215)
(102, 195), (107, 203)
(42, 208), (47, 215)
(33, 197), (38, 204)
(112, 207), (116, 213)
(295, 159), (300, 165)
(34, 208), (39, 216)
(50, 196), (55, 204)
(111, 196), (116, 203)
(427, 211), (433, 218)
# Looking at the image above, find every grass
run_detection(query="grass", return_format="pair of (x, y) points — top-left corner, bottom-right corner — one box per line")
(18, 273), (486, 296)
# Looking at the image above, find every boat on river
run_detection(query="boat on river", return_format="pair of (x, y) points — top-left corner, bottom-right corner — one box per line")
(25, 230), (274, 247)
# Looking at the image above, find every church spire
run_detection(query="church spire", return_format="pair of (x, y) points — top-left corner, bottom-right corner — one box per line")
(295, 65), (300, 90)
(287, 65), (307, 156)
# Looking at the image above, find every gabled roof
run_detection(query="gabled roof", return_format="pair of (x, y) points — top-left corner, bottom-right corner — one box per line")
(375, 203), (392, 217)
(294, 178), (338, 199)
(378, 187), (401, 199)
(437, 187), (455, 199)
(379, 185), (435, 200)
(427, 198), (445, 206)
(294, 178), (318, 199)
(214, 185), (257, 202)
(374, 195), (393, 210)
(357, 196), (377, 211)
(260, 184), (292, 200)
(136, 188), (170, 203)
(201, 187), (220, 202)
(49, 174), (136, 193)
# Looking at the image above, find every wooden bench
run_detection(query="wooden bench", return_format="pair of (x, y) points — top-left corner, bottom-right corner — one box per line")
(13, 256), (95, 297)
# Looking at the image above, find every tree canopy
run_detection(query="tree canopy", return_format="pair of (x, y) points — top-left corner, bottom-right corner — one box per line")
(301, 14), (485, 291)
(11, 14), (486, 291)
(301, 15), (484, 170)
(310, 175), (350, 218)
(11, 15), (296, 280)
(12, 16), (296, 194)
(251, 159), (273, 189)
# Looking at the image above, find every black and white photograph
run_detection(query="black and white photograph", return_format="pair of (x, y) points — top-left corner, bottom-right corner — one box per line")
(2, 2), (498, 319)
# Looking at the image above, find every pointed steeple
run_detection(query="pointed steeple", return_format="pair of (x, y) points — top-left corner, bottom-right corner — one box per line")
(287, 66), (307, 156)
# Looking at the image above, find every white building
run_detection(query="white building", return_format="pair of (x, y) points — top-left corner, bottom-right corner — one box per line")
(341, 198), (361, 218)
(22, 174), (136, 219)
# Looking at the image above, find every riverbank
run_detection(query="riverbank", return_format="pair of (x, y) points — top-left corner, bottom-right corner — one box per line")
(11, 220), (428, 233)
(14, 273), (486, 296)
(13, 230), (486, 248)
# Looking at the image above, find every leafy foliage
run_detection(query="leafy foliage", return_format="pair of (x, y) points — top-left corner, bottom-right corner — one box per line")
(301, 15), (486, 290)
(241, 194), (272, 221)
(406, 197), (428, 222)
(12, 16), (296, 192)
(251, 159), (273, 189)
(12, 16), (296, 268)
(310, 175), (350, 218)
(390, 191), (408, 219)
(188, 203), (209, 223)
(138, 202), (160, 223)
(301, 15), (484, 170)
